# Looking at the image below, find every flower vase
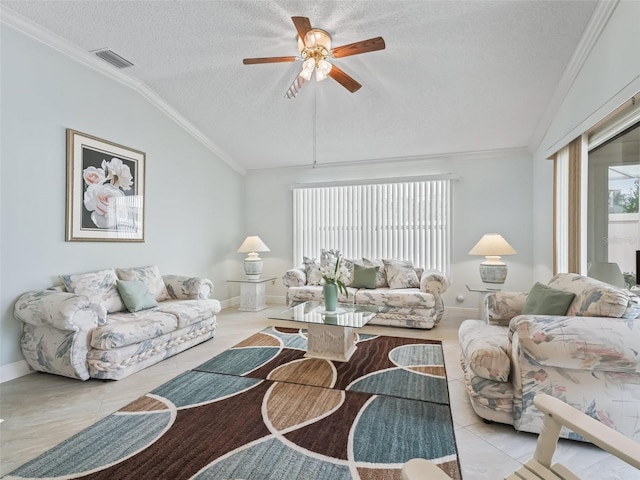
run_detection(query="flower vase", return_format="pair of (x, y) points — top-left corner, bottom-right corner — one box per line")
(323, 282), (338, 312)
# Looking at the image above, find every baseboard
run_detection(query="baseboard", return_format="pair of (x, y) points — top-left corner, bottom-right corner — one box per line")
(266, 295), (287, 305)
(445, 306), (479, 318)
(220, 295), (287, 310)
(1, 359), (34, 383)
(219, 296), (239, 309)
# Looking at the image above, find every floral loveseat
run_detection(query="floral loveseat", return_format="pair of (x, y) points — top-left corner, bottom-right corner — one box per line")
(283, 251), (448, 329)
(14, 265), (221, 381)
(458, 272), (640, 440)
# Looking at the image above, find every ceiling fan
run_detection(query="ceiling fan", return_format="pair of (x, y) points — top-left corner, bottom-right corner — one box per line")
(243, 16), (385, 99)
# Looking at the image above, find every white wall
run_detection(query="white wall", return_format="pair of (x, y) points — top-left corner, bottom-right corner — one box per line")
(245, 152), (534, 310)
(0, 25), (245, 370)
(532, 0), (640, 281)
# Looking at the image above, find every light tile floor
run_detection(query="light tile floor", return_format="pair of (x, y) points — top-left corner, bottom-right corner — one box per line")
(1, 306), (638, 479)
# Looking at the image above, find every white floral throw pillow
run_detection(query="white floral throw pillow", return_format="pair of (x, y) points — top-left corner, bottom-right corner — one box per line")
(60, 268), (124, 313)
(303, 257), (322, 285)
(382, 259), (420, 289)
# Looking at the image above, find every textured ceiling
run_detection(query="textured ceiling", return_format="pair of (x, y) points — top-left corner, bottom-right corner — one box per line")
(1, 0), (599, 171)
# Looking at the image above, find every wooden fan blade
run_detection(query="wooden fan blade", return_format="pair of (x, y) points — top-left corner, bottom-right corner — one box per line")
(328, 64), (362, 93)
(331, 36), (386, 58)
(292, 16), (312, 45)
(284, 73), (309, 99)
(243, 56), (297, 65)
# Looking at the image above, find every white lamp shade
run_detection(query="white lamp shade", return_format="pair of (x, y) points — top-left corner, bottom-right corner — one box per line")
(469, 233), (516, 284)
(237, 236), (270, 254)
(469, 234), (516, 259)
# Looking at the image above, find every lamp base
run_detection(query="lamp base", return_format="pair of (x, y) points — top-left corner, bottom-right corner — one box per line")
(244, 259), (263, 280)
(479, 264), (507, 284)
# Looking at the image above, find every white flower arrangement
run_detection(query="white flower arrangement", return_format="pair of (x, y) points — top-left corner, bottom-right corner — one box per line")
(82, 158), (133, 228)
(319, 253), (350, 297)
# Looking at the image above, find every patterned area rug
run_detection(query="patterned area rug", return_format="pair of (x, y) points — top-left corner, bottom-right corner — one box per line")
(6, 327), (461, 480)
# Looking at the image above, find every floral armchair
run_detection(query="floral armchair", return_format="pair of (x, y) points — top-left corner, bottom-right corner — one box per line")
(458, 273), (640, 441)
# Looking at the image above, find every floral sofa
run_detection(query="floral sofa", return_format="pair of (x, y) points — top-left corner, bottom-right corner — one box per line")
(14, 265), (221, 381)
(458, 272), (640, 440)
(283, 252), (448, 329)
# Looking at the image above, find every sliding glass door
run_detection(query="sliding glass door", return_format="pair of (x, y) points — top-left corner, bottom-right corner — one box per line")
(587, 122), (640, 287)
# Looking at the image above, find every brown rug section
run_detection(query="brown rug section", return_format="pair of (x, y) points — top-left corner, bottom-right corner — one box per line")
(119, 395), (168, 412)
(440, 460), (463, 480)
(235, 333), (282, 347)
(358, 467), (404, 480)
(269, 357), (336, 388)
(409, 365), (447, 376)
(266, 382), (344, 431)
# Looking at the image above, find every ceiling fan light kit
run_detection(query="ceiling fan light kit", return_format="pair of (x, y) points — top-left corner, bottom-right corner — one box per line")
(243, 16), (385, 98)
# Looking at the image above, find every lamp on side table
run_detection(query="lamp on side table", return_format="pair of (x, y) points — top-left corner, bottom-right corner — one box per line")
(468, 233), (516, 284)
(237, 235), (270, 280)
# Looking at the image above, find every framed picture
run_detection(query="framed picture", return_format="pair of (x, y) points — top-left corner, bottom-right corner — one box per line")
(66, 129), (146, 242)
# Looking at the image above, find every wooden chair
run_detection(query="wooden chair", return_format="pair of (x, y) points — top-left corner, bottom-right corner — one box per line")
(402, 394), (640, 480)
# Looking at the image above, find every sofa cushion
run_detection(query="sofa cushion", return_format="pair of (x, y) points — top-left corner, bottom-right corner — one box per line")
(361, 258), (388, 288)
(116, 265), (169, 302)
(355, 288), (435, 308)
(156, 299), (221, 328)
(351, 264), (379, 289)
(287, 285), (357, 305)
(459, 319), (511, 382)
(383, 259), (420, 289)
(117, 280), (158, 313)
(90, 298), (220, 349)
(60, 268), (124, 314)
(91, 310), (179, 349)
(521, 282), (575, 316)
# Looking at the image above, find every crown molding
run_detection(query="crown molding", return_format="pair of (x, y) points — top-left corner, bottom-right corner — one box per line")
(527, 0), (619, 154)
(255, 146), (531, 172)
(0, 6), (246, 176)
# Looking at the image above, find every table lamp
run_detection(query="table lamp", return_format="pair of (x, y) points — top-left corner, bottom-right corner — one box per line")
(469, 233), (516, 284)
(237, 236), (270, 280)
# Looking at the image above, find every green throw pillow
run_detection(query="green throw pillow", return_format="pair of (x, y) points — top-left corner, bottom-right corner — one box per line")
(521, 282), (575, 315)
(350, 264), (379, 289)
(117, 280), (159, 313)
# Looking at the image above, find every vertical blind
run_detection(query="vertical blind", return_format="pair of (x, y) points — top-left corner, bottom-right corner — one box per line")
(554, 145), (569, 274)
(293, 179), (451, 276)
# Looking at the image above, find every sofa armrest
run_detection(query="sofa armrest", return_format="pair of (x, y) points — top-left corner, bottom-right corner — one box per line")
(420, 270), (448, 294)
(485, 292), (528, 326)
(459, 319), (511, 382)
(14, 288), (106, 331)
(510, 315), (640, 373)
(15, 288), (106, 380)
(283, 267), (306, 287)
(163, 275), (213, 300)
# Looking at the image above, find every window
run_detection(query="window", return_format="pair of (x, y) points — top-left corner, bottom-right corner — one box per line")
(292, 178), (452, 276)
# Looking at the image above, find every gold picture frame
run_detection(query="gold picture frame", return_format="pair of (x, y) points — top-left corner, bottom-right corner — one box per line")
(66, 129), (146, 242)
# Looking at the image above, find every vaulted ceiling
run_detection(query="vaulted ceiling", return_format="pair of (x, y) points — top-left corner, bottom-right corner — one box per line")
(1, 0), (600, 172)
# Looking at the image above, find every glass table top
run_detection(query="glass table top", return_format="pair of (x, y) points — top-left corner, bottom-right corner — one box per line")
(269, 301), (382, 328)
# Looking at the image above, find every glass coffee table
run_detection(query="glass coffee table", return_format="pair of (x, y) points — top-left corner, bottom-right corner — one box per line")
(269, 301), (382, 362)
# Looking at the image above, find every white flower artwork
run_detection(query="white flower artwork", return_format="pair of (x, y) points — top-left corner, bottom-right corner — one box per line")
(82, 158), (133, 229)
